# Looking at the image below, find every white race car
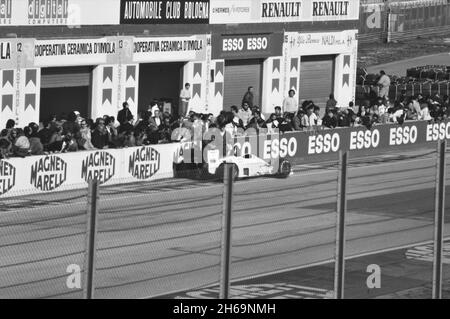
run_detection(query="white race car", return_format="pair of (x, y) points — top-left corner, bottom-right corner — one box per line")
(206, 149), (292, 180)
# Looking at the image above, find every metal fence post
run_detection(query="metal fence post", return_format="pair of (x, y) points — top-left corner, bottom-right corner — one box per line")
(433, 140), (446, 299)
(335, 151), (348, 299)
(220, 164), (234, 299)
(83, 179), (100, 299)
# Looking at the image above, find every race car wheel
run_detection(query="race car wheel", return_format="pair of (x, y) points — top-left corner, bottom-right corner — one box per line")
(278, 160), (292, 178)
(216, 164), (239, 182)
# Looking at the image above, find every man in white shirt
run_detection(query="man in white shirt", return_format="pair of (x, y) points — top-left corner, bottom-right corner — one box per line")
(418, 103), (432, 121)
(238, 102), (253, 127)
(377, 70), (391, 100)
(282, 90), (298, 113)
(179, 83), (191, 117)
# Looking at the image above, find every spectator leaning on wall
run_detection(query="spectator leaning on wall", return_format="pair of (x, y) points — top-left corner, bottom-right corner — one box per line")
(377, 70), (391, 101)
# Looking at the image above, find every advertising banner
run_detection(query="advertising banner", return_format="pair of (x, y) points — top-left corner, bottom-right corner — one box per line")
(120, 0), (209, 24)
(133, 35), (207, 63)
(201, 121), (449, 166)
(0, 38), (35, 69)
(209, 0), (360, 24)
(359, 3), (386, 39)
(286, 30), (358, 55)
(0, 143), (180, 198)
(34, 37), (120, 67)
(211, 32), (284, 60)
(0, 0), (120, 26)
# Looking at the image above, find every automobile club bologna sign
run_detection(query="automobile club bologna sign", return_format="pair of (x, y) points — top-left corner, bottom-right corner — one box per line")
(81, 151), (116, 185)
(129, 146), (161, 180)
(0, 159), (16, 196)
(120, 0), (210, 24)
(30, 155), (67, 191)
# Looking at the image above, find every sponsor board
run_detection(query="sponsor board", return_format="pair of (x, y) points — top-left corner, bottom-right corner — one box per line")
(81, 151), (116, 185)
(2, 35), (205, 67)
(0, 143), (179, 198)
(128, 146), (161, 180)
(209, 0), (360, 24)
(179, 120), (443, 165)
(0, 0), (12, 25)
(133, 35), (207, 63)
(286, 30), (357, 55)
(34, 37), (120, 67)
(0, 159), (16, 196)
(0, 0), (120, 26)
(209, 0), (255, 24)
(0, 40), (12, 65)
(212, 33), (283, 60)
(30, 155), (67, 192)
(120, 0), (209, 24)
(0, 39), (35, 69)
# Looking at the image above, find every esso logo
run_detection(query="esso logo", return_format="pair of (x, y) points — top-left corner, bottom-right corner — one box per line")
(247, 37), (268, 50)
(308, 133), (340, 155)
(350, 129), (380, 150)
(223, 38), (244, 52)
(426, 123), (450, 142)
(389, 126), (418, 146)
(264, 138), (297, 159)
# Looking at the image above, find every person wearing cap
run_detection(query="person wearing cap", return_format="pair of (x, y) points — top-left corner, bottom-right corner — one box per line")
(377, 70), (391, 101)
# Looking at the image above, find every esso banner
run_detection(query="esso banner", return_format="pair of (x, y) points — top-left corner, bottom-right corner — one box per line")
(282, 121), (437, 161)
(212, 32), (283, 60)
(208, 121), (446, 165)
(0, 143), (179, 198)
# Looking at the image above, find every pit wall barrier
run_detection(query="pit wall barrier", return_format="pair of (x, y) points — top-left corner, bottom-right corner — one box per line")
(0, 143), (181, 198)
(210, 120), (450, 166)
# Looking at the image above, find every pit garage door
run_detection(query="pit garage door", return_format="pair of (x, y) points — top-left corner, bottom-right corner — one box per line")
(299, 55), (335, 109)
(40, 66), (92, 121)
(223, 59), (263, 111)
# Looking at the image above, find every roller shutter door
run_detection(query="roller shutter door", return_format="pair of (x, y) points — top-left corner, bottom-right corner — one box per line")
(41, 66), (92, 89)
(223, 59), (263, 111)
(299, 55), (335, 109)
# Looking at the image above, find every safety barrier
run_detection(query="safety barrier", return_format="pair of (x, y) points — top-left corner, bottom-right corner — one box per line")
(356, 82), (450, 103)
(0, 143), (180, 198)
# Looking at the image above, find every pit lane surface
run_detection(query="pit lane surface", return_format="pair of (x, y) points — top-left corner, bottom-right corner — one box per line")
(1, 146), (449, 299)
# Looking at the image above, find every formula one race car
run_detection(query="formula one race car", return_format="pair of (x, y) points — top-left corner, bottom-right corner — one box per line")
(206, 149), (292, 181)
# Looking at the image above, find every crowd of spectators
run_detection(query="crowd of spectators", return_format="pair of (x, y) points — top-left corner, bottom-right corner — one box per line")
(1, 90), (450, 160)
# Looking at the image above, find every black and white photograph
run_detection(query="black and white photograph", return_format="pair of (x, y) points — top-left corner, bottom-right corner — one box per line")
(1, 0), (450, 309)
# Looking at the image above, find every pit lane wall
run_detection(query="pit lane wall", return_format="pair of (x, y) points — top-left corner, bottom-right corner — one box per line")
(190, 120), (450, 167)
(0, 143), (180, 198)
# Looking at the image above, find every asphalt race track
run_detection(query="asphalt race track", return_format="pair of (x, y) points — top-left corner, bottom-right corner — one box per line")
(1, 145), (450, 299)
